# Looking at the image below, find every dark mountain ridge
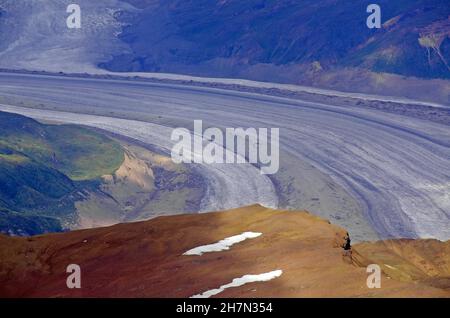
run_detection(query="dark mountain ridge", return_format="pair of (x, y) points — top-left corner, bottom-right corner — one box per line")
(104, 0), (450, 80)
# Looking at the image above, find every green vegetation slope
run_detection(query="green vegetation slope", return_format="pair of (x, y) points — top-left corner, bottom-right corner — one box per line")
(0, 111), (124, 235)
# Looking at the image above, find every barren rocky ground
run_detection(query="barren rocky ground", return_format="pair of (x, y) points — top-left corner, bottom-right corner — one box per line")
(0, 205), (448, 298)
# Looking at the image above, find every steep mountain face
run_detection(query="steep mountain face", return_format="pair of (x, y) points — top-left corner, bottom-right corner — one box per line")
(0, 0), (448, 80)
(0, 111), (124, 235)
(0, 205), (448, 297)
(106, 0), (450, 80)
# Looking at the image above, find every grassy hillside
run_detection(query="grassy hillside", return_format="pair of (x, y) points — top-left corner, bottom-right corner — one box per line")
(0, 111), (124, 235)
(0, 112), (123, 180)
(104, 0), (449, 80)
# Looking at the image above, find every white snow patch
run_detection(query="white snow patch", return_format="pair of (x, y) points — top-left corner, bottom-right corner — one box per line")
(183, 232), (262, 256)
(191, 270), (283, 298)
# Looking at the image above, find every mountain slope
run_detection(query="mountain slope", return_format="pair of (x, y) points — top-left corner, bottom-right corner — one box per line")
(107, 0), (449, 80)
(353, 239), (450, 290)
(0, 1), (448, 80)
(0, 0), (133, 72)
(0, 111), (124, 235)
(0, 205), (448, 297)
